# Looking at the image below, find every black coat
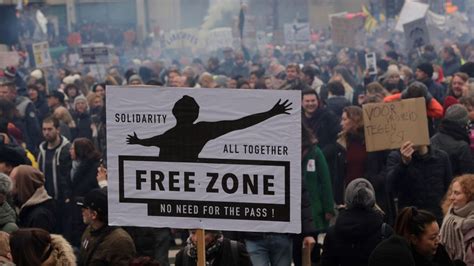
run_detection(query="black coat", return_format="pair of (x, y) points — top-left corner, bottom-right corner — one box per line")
(387, 147), (452, 223)
(175, 238), (252, 266)
(325, 96), (350, 118)
(431, 121), (474, 176)
(321, 208), (393, 266)
(73, 111), (93, 141)
(302, 107), (341, 155)
(71, 159), (99, 198)
(18, 199), (56, 232)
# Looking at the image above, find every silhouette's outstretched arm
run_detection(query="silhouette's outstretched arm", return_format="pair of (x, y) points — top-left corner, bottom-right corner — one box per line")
(206, 99), (292, 139)
(126, 132), (162, 147)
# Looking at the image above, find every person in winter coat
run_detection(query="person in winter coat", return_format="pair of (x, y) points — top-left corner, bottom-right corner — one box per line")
(431, 104), (474, 176)
(369, 207), (454, 266)
(440, 174), (474, 265)
(333, 106), (367, 205)
(72, 95), (92, 141)
(325, 81), (350, 118)
(293, 126), (334, 266)
(387, 141), (452, 224)
(0, 174), (17, 233)
(321, 178), (393, 266)
(78, 188), (136, 266)
(443, 72), (469, 112)
(415, 62), (446, 104)
(26, 84), (49, 125)
(9, 165), (55, 232)
(175, 230), (252, 266)
(10, 228), (76, 266)
(68, 138), (101, 247)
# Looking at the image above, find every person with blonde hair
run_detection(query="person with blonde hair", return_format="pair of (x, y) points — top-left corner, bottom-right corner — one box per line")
(440, 174), (474, 264)
(53, 106), (75, 141)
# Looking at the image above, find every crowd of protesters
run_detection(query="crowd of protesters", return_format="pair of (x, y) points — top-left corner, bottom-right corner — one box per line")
(2, 11), (474, 266)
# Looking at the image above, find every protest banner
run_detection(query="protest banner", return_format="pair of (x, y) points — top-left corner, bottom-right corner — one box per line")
(107, 87), (302, 233)
(80, 46), (110, 65)
(0, 52), (19, 69)
(395, 1), (429, 32)
(163, 28), (199, 50)
(206, 27), (234, 52)
(31, 42), (53, 68)
(330, 14), (365, 48)
(363, 98), (430, 152)
(284, 23), (311, 45)
(404, 18), (430, 50)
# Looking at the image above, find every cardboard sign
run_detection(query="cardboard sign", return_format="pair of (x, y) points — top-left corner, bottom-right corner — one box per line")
(106, 87), (302, 233)
(31, 42), (52, 68)
(206, 27), (234, 52)
(403, 18), (430, 50)
(284, 23), (311, 45)
(363, 98), (429, 152)
(0, 52), (19, 69)
(330, 15), (365, 48)
(80, 46), (110, 65)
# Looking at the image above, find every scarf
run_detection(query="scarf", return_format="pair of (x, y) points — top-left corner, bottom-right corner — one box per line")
(439, 120), (470, 144)
(440, 201), (474, 261)
(184, 235), (224, 265)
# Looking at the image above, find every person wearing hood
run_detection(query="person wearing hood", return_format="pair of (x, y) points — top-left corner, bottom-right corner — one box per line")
(10, 228), (76, 266)
(321, 178), (393, 266)
(9, 165), (55, 232)
(72, 95), (92, 141)
(0, 174), (18, 233)
(431, 104), (474, 176)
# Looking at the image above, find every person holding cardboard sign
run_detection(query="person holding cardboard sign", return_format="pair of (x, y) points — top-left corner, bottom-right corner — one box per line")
(386, 140), (452, 224)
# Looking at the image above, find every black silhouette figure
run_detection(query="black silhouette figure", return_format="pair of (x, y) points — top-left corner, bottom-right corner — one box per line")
(126, 95), (292, 162)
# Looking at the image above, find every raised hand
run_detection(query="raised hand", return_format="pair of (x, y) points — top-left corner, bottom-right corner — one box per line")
(400, 141), (414, 165)
(269, 99), (293, 115)
(126, 132), (141, 145)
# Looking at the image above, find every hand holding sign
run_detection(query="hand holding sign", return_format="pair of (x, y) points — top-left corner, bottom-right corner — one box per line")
(400, 141), (415, 165)
(269, 99), (292, 115)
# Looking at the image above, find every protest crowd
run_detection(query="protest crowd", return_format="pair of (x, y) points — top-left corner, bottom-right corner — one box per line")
(2, 0), (474, 265)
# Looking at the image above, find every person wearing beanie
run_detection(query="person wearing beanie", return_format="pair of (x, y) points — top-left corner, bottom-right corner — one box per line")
(431, 104), (474, 176)
(381, 68), (405, 94)
(0, 173), (18, 233)
(175, 229), (252, 266)
(416, 62), (446, 104)
(9, 165), (55, 232)
(128, 74), (143, 85)
(72, 94), (92, 141)
(321, 178), (393, 266)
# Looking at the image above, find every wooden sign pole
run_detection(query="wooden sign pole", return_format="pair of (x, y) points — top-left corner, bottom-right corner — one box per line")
(196, 229), (206, 266)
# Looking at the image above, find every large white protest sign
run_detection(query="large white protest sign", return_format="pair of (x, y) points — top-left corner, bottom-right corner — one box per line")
(395, 1), (429, 32)
(284, 23), (311, 45)
(107, 87), (302, 233)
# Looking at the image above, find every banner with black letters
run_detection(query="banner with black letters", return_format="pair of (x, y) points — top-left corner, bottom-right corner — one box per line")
(107, 86), (301, 233)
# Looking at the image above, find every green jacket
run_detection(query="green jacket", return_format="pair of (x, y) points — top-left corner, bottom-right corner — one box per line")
(303, 145), (334, 230)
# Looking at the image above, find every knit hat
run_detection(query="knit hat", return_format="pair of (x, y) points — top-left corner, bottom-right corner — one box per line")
(0, 173), (12, 195)
(344, 178), (375, 209)
(73, 94), (88, 106)
(30, 69), (43, 80)
(368, 235), (415, 266)
(444, 104), (469, 127)
(47, 90), (65, 104)
(416, 62), (434, 78)
(128, 74), (143, 84)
